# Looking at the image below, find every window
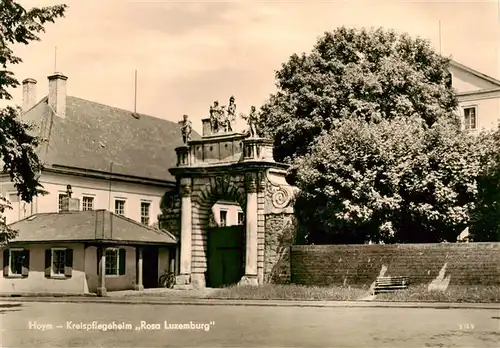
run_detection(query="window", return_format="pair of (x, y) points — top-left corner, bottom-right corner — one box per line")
(58, 193), (67, 212)
(238, 211), (244, 225)
(220, 210), (227, 227)
(3, 249), (29, 277)
(10, 249), (24, 275)
(141, 202), (150, 225)
(98, 248), (126, 276)
(105, 249), (118, 275)
(464, 107), (477, 130)
(82, 196), (94, 211)
(114, 199), (125, 216)
(44, 248), (73, 278)
(52, 249), (66, 275)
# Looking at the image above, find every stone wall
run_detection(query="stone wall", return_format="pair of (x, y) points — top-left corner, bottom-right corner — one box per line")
(291, 243), (500, 286)
(264, 213), (296, 284)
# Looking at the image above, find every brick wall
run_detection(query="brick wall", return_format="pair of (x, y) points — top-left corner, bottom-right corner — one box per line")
(291, 243), (500, 286)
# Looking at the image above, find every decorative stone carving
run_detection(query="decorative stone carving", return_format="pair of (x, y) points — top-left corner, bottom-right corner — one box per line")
(215, 175), (229, 192)
(180, 184), (191, 197)
(160, 189), (180, 215)
(208, 97), (236, 134)
(209, 101), (223, 133)
(241, 106), (258, 138)
(226, 96), (236, 132)
(66, 184), (73, 198)
(271, 187), (291, 209)
(180, 178), (192, 197)
(179, 114), (192, 144)
(267, 183), (292, 209)
(245, 172), (257, 193)
(264, 169), (295, 214)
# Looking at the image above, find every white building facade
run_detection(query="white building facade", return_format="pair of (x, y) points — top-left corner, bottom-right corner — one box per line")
(1, 72), (185, 226)
(450, 60), (500, 131)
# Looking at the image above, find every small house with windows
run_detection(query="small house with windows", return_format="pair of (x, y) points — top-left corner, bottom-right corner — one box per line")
(0, 196), (177, 295)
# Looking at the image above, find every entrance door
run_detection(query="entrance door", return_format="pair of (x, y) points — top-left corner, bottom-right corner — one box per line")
(142, 246), (159, 288)
(207, 226), (245, 288)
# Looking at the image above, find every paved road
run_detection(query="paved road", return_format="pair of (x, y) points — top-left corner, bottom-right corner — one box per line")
(1, 302), (499, 347)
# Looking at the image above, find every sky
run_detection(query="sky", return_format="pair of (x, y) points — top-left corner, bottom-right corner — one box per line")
(3, 0), (500, 133)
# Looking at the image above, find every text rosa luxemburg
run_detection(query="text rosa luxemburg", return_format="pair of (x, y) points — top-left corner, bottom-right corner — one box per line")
(29, 320), (215, 332)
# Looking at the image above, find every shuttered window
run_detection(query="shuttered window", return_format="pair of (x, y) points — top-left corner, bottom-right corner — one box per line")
(44, 248), (73, 278)
(2, 248), (29, 277)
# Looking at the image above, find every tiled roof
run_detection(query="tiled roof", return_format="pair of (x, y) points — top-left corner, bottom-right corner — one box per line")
(7, 210), (177, 245)
(23, 96), (200, 182)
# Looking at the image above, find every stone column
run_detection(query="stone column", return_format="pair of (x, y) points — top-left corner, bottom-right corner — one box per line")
(175, 178), (193, 288)
(239, 173), (259, 286)
(135, 247), (144, 291)
(97, 246), (107, 296)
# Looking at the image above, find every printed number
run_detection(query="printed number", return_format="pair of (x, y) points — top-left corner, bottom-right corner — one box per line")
(459, 324), (475, 330)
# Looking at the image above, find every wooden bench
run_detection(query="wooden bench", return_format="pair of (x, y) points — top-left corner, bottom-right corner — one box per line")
(373, 276), (409, 294)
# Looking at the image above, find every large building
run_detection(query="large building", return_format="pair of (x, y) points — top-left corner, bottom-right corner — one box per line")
(0, 72), (185, 225)
(0, 71), (244, 295)
(0, 72), (244, 227)
(450, 60), (500, 131)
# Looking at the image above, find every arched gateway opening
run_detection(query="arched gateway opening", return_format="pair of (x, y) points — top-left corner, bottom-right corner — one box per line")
(199, 183), (246, 288)
(167, 96), (295, 290)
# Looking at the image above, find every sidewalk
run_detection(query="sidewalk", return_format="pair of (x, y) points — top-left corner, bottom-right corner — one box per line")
(1, 295), (499, 310)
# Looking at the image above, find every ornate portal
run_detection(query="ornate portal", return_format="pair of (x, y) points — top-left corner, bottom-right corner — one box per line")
(169, 110), (297, 290)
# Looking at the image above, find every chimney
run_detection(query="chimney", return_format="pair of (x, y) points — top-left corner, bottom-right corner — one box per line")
(47, 72), (68, 118)
(22, 78), (37, 112)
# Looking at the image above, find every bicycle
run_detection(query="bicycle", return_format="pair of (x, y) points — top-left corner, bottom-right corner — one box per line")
(158, 269), (176, 288)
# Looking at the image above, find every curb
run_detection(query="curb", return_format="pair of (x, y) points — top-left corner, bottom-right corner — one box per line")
(1, 297), (499, 310)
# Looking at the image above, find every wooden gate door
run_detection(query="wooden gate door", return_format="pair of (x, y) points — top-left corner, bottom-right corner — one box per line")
(207, 225), (245, 288)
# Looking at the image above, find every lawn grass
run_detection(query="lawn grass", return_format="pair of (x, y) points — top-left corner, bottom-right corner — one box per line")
(206, 283), (371, 301)
(375, 284), (500, 303)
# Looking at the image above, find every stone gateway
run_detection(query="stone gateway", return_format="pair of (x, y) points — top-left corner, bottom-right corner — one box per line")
(161, 101), (297, 289)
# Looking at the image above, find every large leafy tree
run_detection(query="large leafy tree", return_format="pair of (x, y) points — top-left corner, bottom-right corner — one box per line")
(256, 27), (481, 244)
(0, 0), (67, 244)
(469, 127), (500, 242)
(257, 26), (458, 164)
(293, 116), (481, 244)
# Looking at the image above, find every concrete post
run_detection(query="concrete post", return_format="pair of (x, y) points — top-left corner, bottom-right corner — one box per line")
(239, 173), (259, 286)
(97, 247), (107, 296)
(175, 178), (193, 288)
(135, 247), (144, 291)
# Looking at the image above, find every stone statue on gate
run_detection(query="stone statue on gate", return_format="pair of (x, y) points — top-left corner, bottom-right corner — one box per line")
(66, 184), (73, 198)
(209, 101), (222, 133)
(180, 114), (192, 144)
(209, 97), (237, 134)
(241, 106), (258, 138)
(226, 96), (236, 132)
